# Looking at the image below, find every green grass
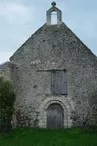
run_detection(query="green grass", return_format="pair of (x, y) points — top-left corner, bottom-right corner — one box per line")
(0, 128), (97, 146)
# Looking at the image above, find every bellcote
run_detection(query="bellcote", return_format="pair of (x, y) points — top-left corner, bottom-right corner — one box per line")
(46, 2), (62, 25)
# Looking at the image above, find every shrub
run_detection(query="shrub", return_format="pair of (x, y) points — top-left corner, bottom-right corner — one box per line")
(0, 77), (15, 132)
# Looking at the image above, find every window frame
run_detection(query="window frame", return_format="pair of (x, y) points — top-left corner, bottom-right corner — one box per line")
(51, 69), (68, 95)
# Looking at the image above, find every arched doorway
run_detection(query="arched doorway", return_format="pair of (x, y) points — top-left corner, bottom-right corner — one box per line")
(47, 103), (64, 128)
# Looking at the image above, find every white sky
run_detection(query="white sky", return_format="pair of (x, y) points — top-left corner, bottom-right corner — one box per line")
(0, 0), (97, 64)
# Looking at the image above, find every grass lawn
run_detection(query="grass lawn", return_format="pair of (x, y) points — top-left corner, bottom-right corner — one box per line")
(0, 128), (97, 146)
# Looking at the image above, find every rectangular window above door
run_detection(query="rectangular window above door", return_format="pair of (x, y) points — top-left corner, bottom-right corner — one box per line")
(51, 70), (67, 95)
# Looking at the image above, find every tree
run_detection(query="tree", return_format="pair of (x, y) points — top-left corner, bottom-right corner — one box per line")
(0, 77), (15, 132)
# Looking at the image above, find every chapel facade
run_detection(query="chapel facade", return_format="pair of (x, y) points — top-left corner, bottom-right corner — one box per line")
(0, 2), (97, 128)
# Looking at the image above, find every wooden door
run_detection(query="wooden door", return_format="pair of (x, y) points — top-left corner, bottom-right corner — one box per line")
(47, 103), (64, 128)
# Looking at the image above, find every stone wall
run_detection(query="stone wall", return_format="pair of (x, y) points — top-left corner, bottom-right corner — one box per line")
(10, 23), (97, 128)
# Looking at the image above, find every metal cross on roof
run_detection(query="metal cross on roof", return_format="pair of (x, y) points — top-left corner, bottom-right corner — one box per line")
(51, 1), (56, 7)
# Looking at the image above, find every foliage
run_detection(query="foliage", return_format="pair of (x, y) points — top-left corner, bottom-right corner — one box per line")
(71, 110), (91, 129)
(0, 128), (97, 146)
(71, 98), (94, 129)
(0, 77), (15, 132)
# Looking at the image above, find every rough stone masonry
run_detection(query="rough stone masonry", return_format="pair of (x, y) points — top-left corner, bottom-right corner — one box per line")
(0, 2), (97, 128)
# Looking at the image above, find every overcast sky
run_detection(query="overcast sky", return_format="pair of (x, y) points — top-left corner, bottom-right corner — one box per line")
(0, 0), (97, 64)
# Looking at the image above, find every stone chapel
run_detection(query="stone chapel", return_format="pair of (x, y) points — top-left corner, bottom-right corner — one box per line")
(0, 2), (97, 128)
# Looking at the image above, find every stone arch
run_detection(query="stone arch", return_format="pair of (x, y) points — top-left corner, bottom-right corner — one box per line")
(44, 100), (67, 111)
(38, 96), (74, 128)
(46, 2), (62, 25)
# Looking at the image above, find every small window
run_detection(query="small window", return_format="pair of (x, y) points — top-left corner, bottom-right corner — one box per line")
(51, 11), (57, 24)
(51, 70), (67, 95)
